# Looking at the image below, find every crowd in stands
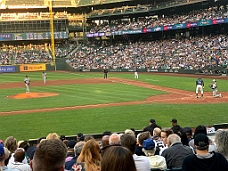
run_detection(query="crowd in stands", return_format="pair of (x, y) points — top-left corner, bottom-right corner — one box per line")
(89, 0), (200, 17)
(67, 34), (228, 71)
(89, 5), (228, 33)
(15, 44), (52, 64)
(1, 118), (228, 171)
(0, 42), (77, 65)
(55, 42), (77, 58)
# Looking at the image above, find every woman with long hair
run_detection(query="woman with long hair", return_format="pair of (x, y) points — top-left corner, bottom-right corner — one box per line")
(75, 139), (101, 171)
(101, 146), (136, 171)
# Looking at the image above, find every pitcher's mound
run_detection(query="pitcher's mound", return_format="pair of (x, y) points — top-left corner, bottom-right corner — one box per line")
(7, 92), (59, 99)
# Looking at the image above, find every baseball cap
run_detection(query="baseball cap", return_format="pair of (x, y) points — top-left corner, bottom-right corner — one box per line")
(67, 140), (76, 149)
(171, 118), (177, 123)
(213, 79), (216, 82)
(0, 144), (5, 157)
(60, 135), (66, 141)
(194, 133), (209, 150)
(150, 119), (156, 124)
(26, 146), (37, 160)
(142, 138), (155, 150)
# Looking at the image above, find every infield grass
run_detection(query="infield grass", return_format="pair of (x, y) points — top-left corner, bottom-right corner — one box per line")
(0, 71), (228, 140)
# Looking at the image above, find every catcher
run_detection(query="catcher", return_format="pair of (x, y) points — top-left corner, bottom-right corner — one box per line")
(209, 79), (222, 98)
(24, 75), (30, 93)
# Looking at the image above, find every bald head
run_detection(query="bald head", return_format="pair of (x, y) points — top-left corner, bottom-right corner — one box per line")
(109, 133), (120, 145)
(167, 134), (181, 147)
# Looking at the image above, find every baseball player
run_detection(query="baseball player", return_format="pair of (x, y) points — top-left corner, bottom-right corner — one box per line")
(195, 77), (204, 98)
(24, 75), (30, 93)
(42, 72), (47, 84)
(103, 67), (108, 79)
(134, 67), (138, 79)
(211, 79), (222, 98)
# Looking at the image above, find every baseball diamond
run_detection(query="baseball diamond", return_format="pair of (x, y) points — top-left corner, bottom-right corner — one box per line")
(0, 72), (228, 141)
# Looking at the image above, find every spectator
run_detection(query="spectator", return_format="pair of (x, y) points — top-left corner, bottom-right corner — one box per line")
(160, 128), (174, 154)
(125, 129), (136, 138)
(76, 139), (101, 171)
(142, 138), (167, 170)
(7, 148), (31, 171)
(214, 129), (228, 160)
(170, 118), (183, 135)
(76, 133), (85, 142)
(143, 119), (162, 136)
(161, 134), (193, 169)
(0, 144), (19, 171)
(31, 139), (67, 171)
(18, 141), (30, 164)
(120, 134), (150, 171)
(101, 135), (110, 148)
(60, 135), (66, 141)
(4, 136), (17, 154)
(65, 141), (85, 170)
(183, 127), (193, 143)
(66, 140), (76, 162)
(109, 133), (121, 145)
(152, 127), (166, 155)
(101, 146), (137, 171)
(5, 137), (28, 165)
(182, 133), (228, 171)
(84, 135), (95, 142)
(46, 133), (59, 140)
(170, 118), (188, 146)
(189, 125), (216, 153)
(135, 131), (151, 156)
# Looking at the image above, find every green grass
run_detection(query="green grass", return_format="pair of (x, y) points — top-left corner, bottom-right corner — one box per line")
(0, 84), (165, 112)
(0, 72), (228, 140)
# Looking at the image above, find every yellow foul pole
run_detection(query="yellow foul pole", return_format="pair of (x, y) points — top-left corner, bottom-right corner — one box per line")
(49, 0), (56, 71)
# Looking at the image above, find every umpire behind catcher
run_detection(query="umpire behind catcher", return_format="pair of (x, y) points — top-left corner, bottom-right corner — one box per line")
(103, 67), (108, 79)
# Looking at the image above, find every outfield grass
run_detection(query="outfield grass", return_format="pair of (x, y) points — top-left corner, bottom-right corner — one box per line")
(0, 71), (228, 140)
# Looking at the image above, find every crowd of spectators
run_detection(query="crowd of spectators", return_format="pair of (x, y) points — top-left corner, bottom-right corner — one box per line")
(15, 44), (52, 64)
(0, 42), (77, 65)
(1, 119), (228, 171)
(55, 42), (77, 58)
(67, 34), (228, 71)
(89, 5), (228, 33)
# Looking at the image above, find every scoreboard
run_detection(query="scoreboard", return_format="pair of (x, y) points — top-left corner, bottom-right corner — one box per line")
(0, 31), (68, 41)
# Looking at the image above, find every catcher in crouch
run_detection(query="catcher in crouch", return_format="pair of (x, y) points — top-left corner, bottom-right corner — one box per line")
(210, 79), (222, 98)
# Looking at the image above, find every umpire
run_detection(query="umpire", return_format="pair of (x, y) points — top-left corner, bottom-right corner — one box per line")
(103, 67), (108, 79)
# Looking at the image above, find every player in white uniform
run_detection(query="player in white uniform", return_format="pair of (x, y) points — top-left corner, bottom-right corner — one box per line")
(24, 75), (30, 93)
(211, 79), (222, 98)
(195, 78), (204, 98)
(134, 68), (138, 79)
(42, 72), (47, 84)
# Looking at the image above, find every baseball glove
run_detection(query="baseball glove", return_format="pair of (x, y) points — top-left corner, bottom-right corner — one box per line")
(209, 84), (213, 89)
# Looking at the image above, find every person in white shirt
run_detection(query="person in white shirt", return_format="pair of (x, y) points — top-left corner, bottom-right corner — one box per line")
(24, 76), (30, 93)
(42, 72), (47, 84)
(7, 148), (31, 171)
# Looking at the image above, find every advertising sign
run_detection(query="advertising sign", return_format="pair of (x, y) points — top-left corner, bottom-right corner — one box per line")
(0, 66), (16, 73)
(20, 64), (46, 72)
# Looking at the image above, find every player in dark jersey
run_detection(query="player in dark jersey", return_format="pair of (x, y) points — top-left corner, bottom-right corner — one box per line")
(196, 78), (204, 98)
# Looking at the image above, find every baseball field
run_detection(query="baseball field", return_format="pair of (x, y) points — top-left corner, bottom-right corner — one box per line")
(0, 71), (228, 141)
